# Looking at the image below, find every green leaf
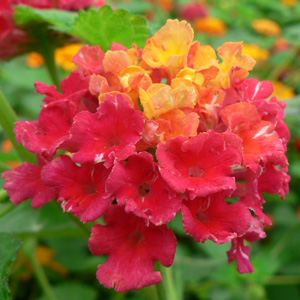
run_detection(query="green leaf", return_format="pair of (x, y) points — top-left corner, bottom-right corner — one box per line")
(70, 6), (151, 51)
(14, 5), (76, 32)
(0, 201), (81, 237)
(0, 233), (21, 300)
(38, 281), (97, 300)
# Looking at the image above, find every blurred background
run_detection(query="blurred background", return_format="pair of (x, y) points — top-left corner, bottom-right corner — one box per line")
(1, 0), (300, 299)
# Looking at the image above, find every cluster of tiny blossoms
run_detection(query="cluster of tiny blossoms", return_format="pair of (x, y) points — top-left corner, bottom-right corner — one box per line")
(3, 20), (290, 292)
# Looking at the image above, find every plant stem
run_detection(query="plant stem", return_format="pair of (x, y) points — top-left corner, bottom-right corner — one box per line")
(0, 90), (36, 164)
(39, 43), (60, 90)
(0, 202), (15, 217)
(25, 238), (58, 300)
(0, 189), (8, 202)
(156, 264), (180, 300)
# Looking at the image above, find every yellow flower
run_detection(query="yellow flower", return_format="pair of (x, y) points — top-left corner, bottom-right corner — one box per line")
(26, 52), (44, 69)
(272, 81), (295, 100)
(252, 19), (281, 36)
(142, 19), (194, 79)
(242, 43), (270, 62)
(55, 43), (83, 71)
(194, 16), (227, 36)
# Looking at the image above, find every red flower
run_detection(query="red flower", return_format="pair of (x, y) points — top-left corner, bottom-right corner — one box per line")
(227, 216), (266, 273)
(2, 162), (57, 208)
(156, 131), (241, 199)
(220, 102), (285, 171)
(106, 152), (182, 225)
(15, 100), (77, 159)
(70, 94), (145, 167)
(89, 206), (177, 292)
(42, 155), (113, 222)
(182, 192), (251, 244)
(73, 45), (105, 75)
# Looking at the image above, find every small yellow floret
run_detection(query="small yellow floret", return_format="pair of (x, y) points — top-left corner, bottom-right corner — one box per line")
(252, 19), (282, 36)
(242, 44), (270, 62)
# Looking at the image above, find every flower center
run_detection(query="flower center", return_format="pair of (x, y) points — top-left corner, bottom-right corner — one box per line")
(129, 229), (144, 244)
(189, 166), (204, 177)
(84, 184), (97, 194)
(138, 182), (151, 197)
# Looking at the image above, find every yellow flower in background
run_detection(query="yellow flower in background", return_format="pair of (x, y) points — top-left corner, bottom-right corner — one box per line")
(252, 19), (282, 36)
(26, 44), (83, 71)
(242, 43), (270, 62)
(272, 81), (295, 100)
(26, 52), (44, 69)
(55, 43), (83, 71)
(194, 16), (227, 36)
(281, 0), (298, 7)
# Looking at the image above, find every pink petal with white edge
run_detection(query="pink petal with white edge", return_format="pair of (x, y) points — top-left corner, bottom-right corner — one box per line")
(182, 192), (251, 244)
(42, 155), (113, 223)
(89, 206), (177, 292)
(227, 237), (255, 273)
(156, 130), (241, 199)
(2, 162), (57, 208)
(70, 93), (145, 167)
(15, 100), (77, 159)
(106, 152), (181, 225)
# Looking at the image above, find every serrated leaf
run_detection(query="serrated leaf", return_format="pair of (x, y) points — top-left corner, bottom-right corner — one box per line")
(14, 5), (76, 32)
(70, 6), (151, 51)
(0, 233), (21, 300)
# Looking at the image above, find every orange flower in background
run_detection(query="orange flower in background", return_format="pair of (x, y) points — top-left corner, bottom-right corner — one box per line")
(26, 52), (44, 69)
(194, 16), (227, 36)
(242, 43), (270, 62)
(252, 19), (282, 36)
(26, 44), (83, 70)
(281, 0), (298, 6)
(272, 81), (295, 100)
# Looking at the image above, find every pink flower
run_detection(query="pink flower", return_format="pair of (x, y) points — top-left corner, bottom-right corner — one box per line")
(182, 191), (251, 244)
(157, 131), (242, 199)
(220, 102), (285, 171)
(70, 94), (145, 167)
(42, 155), (113, 222)
(89, 206), (177, 292)
(106, 152), (181, 225)
(15, 100), (77, 159)
(2, 162), (57, 208)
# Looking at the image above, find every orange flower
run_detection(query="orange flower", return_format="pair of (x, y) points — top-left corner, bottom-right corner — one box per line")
(252, 19), (281, 36)
(272, 81), (295, 100)
(194, 16), (227, 36)
(281, 0), (298, 7)
(142, 19), (195, 79)
(242, 44), (270, 62)
(26, 52), (44, 68)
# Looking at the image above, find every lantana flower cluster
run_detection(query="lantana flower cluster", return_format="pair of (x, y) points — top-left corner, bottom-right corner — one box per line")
(2, 20), (290, 292)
